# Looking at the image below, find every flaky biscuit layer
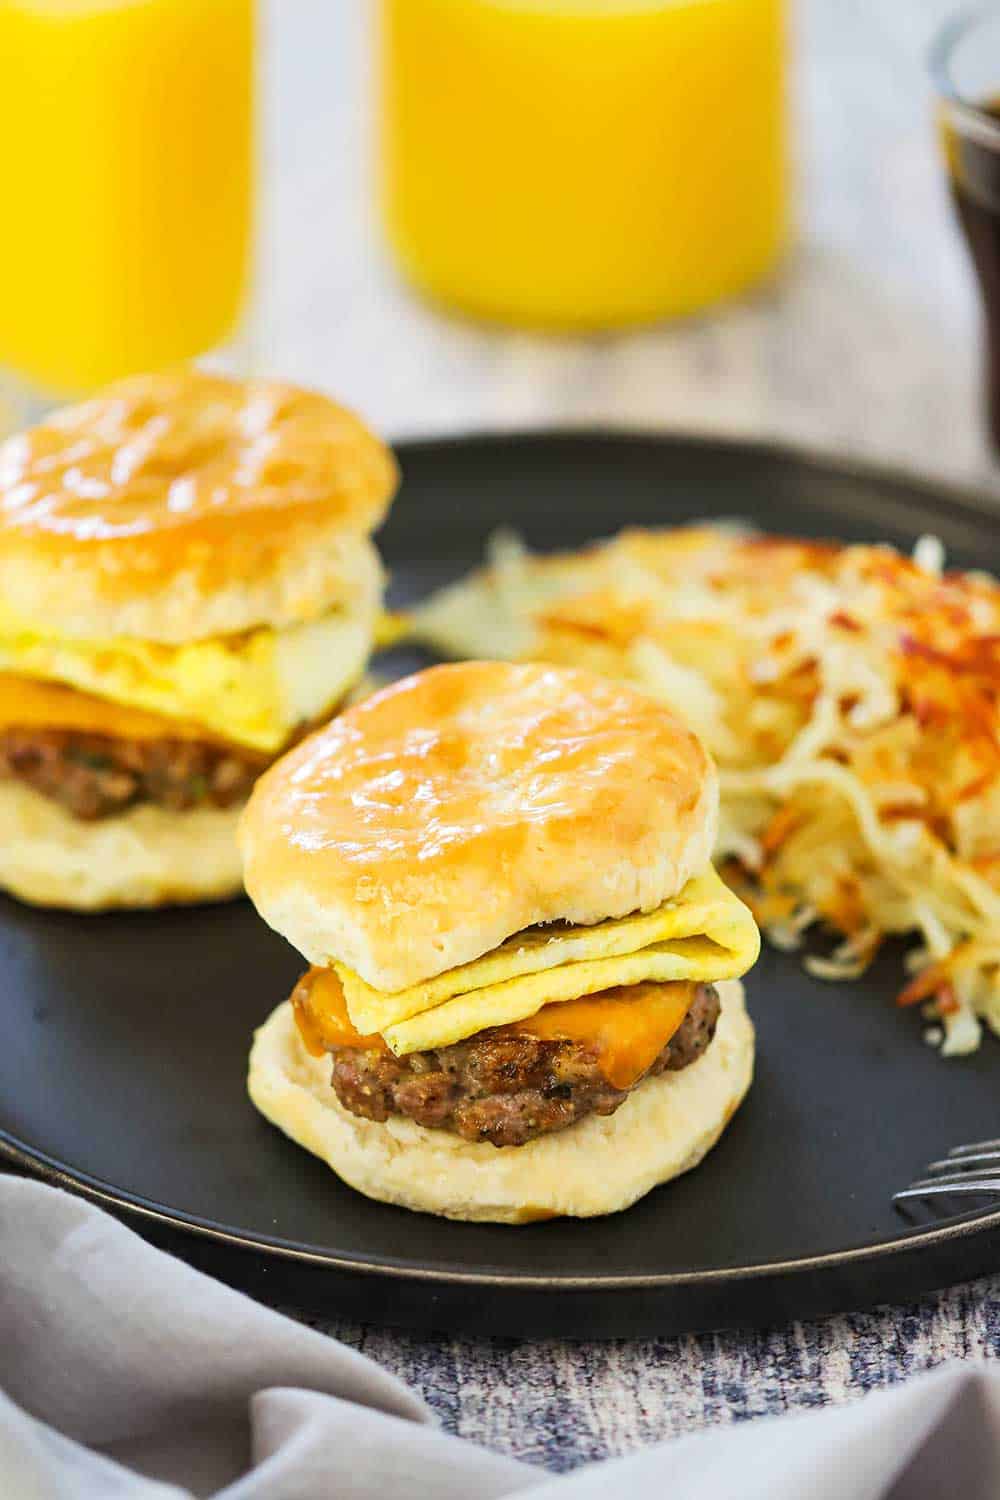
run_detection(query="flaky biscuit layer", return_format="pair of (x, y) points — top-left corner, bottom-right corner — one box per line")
(0, 782), (244, 910)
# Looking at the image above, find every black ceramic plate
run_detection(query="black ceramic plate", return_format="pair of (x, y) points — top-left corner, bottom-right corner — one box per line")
(3, 432), (1000, 1339)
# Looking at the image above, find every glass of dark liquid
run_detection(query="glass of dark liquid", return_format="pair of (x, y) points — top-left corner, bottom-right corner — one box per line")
(933, 9), (1000, 450)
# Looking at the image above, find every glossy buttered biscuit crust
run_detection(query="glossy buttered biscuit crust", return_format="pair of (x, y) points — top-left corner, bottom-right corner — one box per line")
(240, 661), (719, 992)
(0, 371), (398, 643)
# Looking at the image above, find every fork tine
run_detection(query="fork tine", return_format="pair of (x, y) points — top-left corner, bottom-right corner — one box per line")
(947, 1138), (1000, 1159)
(905, 1171), (1000, 1190)
(926, 1150), (1000, 1173)
(893, 1173), (1000, 1204)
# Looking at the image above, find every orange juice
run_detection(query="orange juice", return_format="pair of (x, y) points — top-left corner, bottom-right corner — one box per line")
(379, 0), (787, 330)
(0, 0), (254, 395)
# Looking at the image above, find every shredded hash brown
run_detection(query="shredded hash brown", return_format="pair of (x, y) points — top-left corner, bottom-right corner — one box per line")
(413, 526), (1000, 1055)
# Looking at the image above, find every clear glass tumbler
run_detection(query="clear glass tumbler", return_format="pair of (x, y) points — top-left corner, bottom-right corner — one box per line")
(378, 0), (789, 333)
(0, 0), (256, 431)
(932, 7), (1000, 450)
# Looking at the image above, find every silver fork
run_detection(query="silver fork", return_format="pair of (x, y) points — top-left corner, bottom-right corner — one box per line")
(894, 1138), (1000, 1206)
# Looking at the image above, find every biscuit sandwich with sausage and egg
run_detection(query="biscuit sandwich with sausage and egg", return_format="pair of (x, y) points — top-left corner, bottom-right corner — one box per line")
(241, 661), (760, 1222)
(0, 370), (397, 910)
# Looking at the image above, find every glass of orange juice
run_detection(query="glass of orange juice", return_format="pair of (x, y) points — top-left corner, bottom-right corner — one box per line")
(0, 0), (254, 422)
(378, 0), (788, 331)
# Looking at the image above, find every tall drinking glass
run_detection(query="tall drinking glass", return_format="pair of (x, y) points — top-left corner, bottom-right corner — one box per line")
(933, 7), (1000, 450)
(0, 0), (255, 428)
(378, 0), (788, 332)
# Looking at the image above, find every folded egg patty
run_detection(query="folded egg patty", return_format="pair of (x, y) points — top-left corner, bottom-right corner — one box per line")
(331, 865), (758, 1055)
(0, 581), (374, 822)
(0, 601), (374, 755)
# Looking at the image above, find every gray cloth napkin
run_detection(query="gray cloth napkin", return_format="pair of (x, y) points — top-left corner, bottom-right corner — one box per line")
(2, 1179), (999, 1500)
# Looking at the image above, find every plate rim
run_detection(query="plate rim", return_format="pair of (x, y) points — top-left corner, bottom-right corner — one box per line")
(5, 426), (1000, 1299)
(6, 1122), (1000, 1293)
(384, 425), (1000, 540)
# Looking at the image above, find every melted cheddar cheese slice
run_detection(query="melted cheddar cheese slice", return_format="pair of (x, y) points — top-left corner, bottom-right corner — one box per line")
(335, 865), (759, 1056)
(0, 674), (244, 745)
(509, 980), (697, 1088)
(294, 968), (697, 1090)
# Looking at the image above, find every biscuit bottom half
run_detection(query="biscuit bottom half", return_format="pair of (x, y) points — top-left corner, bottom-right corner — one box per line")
(0, 781), (245, 910)
(248, 978), (754, 1223)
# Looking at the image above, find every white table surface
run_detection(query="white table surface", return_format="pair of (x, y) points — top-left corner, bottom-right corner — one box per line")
(263, 0), (1000, 1471)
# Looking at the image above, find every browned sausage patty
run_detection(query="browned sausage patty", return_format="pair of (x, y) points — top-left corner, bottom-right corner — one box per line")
(329, 983), (721, 1147)
(0, 727), (266, 820)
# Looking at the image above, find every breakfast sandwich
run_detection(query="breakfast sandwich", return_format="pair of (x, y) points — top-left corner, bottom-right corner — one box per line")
(0, 370), (397, 910)
(240, 661), (760, 1222)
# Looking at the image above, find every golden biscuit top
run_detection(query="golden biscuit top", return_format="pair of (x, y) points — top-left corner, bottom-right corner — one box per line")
(240, 661), (718, 991)
(0, 371), (397, 642)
